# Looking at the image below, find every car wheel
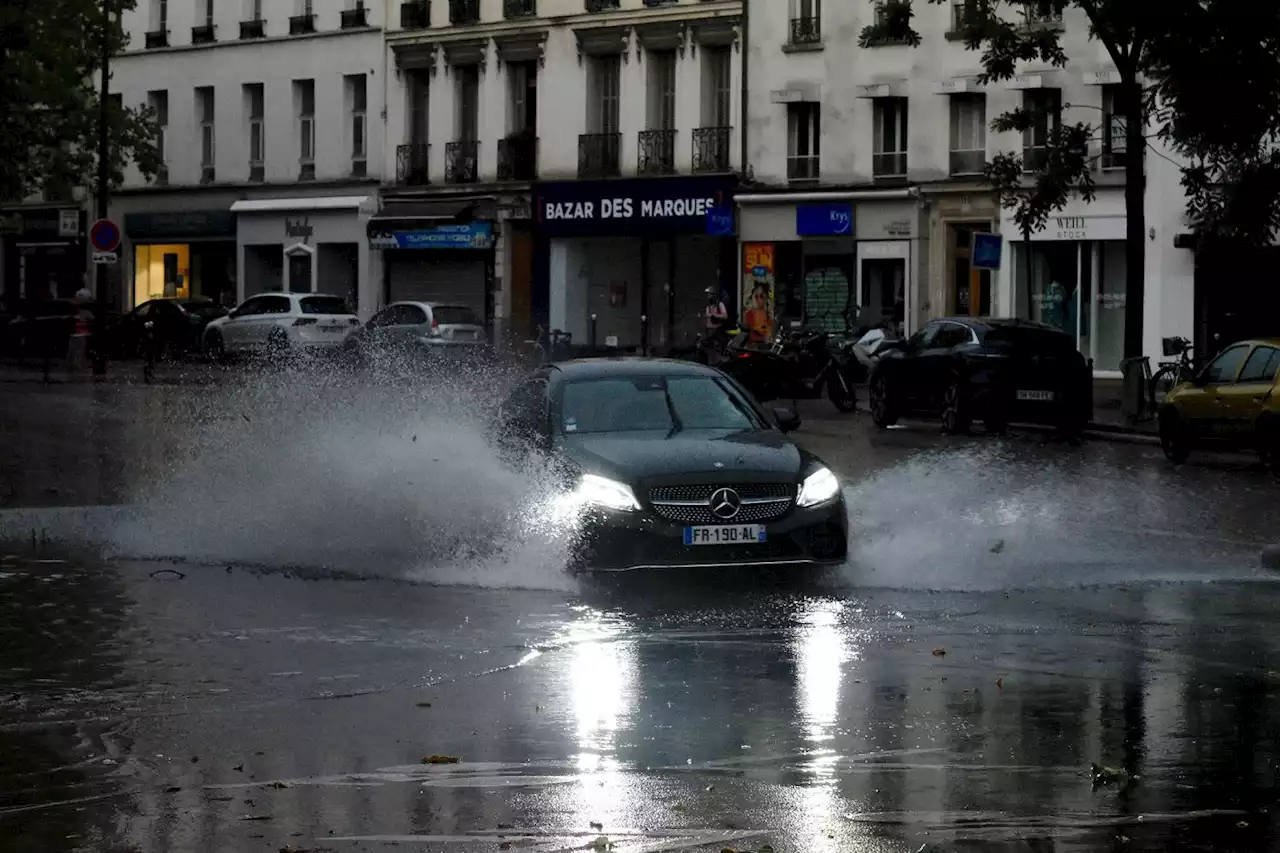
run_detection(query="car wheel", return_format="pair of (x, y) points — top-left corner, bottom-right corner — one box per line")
(869, 373), (898, 428)
(941, 375), (973, 435)
(264, 328), (290, 364)
(205, 330), (225, 363)
(1257, 416), (1280, 475)
(1159, 408), (1191, 464)
(826, 369), (856, 413)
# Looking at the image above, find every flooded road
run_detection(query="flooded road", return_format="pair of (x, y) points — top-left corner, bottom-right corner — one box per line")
(1, 378), (1278, 852)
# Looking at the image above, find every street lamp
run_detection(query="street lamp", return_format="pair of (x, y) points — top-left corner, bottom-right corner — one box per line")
(91, 0), (113, 375)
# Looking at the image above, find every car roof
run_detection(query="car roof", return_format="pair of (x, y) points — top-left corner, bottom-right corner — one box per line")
(550, 357), (724, 380)
(1244, 337), (1280, 347)
(932, 316), (1070, 335)
(388, 301), (473, 310)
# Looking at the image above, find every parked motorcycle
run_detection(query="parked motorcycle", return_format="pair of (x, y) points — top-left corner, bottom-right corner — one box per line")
(692, 322), (742, 368)
(720, 326), (858, 413)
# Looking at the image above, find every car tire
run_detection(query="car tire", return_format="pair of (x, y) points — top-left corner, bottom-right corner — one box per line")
(869, 372), (899, 428)
(264, 328), (290, 364)
(826, 369), (856, 413)
(1159, 408), (1191, 464)
(941, 374), (973, 435)
(205, 330), (225, 363)
(1257, 416), (1280, 475)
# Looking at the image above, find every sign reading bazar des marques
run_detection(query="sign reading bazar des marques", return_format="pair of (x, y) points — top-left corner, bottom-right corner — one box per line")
(533, 176), (738, 238)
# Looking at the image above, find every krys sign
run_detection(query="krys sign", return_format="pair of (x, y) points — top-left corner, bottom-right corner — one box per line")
(533, 176), (738, 238)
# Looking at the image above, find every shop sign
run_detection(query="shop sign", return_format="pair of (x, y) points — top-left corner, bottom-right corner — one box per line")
(124, 210), (236, 238)
(971, 233), (1002, 270)
(796, 203), (853, 236)
(1030, 215), (1126, 241)
(706, 207), (735, 237)
(369, 222), (493, 250)
(285, 216), (313, 242)
(0, 208), (84, 240)
(533, 176), (737, 238)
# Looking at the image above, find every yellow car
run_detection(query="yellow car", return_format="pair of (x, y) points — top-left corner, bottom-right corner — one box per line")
(1159, 338), (1280, 469)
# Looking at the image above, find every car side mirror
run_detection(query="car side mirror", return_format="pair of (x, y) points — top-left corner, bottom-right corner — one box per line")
(772, 406), (801, 433)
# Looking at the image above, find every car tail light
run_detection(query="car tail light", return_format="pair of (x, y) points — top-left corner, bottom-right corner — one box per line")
(293, 317), (318, 326)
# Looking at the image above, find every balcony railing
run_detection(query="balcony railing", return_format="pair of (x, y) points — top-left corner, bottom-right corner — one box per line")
(341, 5), (369, 28)
(787, 154), (820, 183)
(396, 143), (431, 185)
(579, 133), (621, 178)
(789, 16), (821, 45)
(144, 29), (167, 48)
(449, 0), (480, 24)
(445, 140), (479, 184)
(400, 0), (430, 28)
(498, 132), (538, 181)
(638, 129), (677, 176)
(289, 14), (315, 34)
(1022, 145), (1050, 172)
(692, 126), (731, 173)
(872, 151), (907, 178)
(504, 0), (535, 17)
(949, 149), (985, 176)
(585, 0), (620, 12)
(191, 24), (215, 44)
(239, 18), (266, 38)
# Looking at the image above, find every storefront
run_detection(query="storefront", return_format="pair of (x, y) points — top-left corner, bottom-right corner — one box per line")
(230, 196), (375, 313)
(1000, 204), (1128, 374)
(922, 187), (1002, 319)
(122, 209), (237, 310)
(369, 219), (495, 328)
(735, 189), (922, 339)
(0, 207), (86, 306)
(532, 175), (738, 352)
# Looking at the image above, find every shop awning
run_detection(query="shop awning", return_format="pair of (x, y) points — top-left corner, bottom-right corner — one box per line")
(229, 196), (372, 213)
(368, 198), (497, 224)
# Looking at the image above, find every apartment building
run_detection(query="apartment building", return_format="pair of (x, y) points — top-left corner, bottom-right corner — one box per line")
(107, 0), (384, 313)
(740, 0), (1172, 373)
(381, 0), (743, 350)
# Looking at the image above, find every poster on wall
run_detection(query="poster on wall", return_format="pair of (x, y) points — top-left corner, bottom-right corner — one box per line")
(742, 243), (776, 343)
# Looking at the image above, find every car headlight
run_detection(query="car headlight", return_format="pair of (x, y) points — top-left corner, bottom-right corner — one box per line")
(575, 474), (641, 512)
(796, 466), (840, 508)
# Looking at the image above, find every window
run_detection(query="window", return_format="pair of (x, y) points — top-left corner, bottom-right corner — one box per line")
(431, 306), (481, 325)
(590, 56), (621, 134)
(949, 0), (978, 31)
(788, 0), (821, 44)
(933, 323), (972, 349)
(1202, 344), (1250, 385)
(873, 98), (907, 177)
(261, 295), (293, 315)
(509, 61), (537, 133)
(245, 83), (264, 181)
(148, 90), (168, 184)
(298, 0), (313, 13)
(203, 0), (213, 27)
(1022, 88), (1061, 171)
(247, 0), (263, 19)
(456, 66), (480, 142)
(153, 0), (167, 29)
(648, 51), (677, 131)
(907, 323), (939, 350)
(1101, 85), (1127, 170)
(702, 47), (731, 127)
(408, 69), (430, 146)
(1239, 346), (1280, 383)
(1024, 0), (1061, 25)
(196, 86), (215, 183)
(949, 94), (985, 175)
(559, 376), (761, 435)
(296, 79), (315, 179)
(347, 74), (368, 176)
(787, 102), (820, 181)
(299, 296), (351, 315)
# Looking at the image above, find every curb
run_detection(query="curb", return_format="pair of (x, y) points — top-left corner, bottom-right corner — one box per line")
(1263, 546), (1280, 571)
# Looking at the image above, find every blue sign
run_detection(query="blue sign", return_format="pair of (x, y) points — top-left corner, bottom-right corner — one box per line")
(796, 203), (853, 237)
(369, 222), (493, 250)
(972, 232), (1002, 270)
(533, 176), (738, 238)
(706, 207), (735, 237)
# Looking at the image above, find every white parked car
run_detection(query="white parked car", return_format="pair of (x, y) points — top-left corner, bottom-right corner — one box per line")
(203, 292), (358, 360)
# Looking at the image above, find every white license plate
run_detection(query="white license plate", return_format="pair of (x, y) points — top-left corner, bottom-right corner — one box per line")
(683, 525), (766, 546)
(1016, 389), (1055, 402)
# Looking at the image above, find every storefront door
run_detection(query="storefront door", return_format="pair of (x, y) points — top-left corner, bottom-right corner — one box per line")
(860, 258), (905, 336)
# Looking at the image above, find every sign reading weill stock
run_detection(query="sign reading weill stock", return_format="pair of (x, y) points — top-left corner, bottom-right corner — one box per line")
(534, 176), (737, 238)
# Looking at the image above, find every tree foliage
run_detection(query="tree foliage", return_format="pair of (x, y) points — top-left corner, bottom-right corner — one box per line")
(0, 0), (160, 202)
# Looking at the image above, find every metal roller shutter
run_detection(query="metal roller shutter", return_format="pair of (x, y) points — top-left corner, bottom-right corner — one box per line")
(386, 250), (488, 318)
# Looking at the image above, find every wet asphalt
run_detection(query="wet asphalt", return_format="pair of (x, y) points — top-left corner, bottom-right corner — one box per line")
(2, 372), (1279, 853)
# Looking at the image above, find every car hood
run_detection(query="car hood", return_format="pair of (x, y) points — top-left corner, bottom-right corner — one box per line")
(559, 428), (809, 484)
(205, 315), (230, 331)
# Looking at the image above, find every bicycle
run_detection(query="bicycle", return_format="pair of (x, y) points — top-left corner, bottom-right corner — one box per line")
(521, 326), (573, 366)
(1148, 336), (1197, 411)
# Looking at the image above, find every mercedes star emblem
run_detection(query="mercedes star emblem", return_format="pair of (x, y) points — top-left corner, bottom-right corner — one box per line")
(708, 487), (742, 520)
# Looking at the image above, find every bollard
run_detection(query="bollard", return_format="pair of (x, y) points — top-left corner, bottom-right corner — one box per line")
(1262, 545), (1280, 571)
(640, 314), (648, 357)
(589, 313), (598, 350)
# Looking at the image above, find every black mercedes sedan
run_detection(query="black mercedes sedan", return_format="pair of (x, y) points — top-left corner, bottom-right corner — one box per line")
(868, 317), (1091, 436)
(489, 358), (849, 572)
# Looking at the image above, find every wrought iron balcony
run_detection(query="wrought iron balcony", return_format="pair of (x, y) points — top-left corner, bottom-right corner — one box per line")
(239, 18), (266, 38)
(787, 154), (820, 183)
(638, 129), (676, 176)
(449, 0), (480, 24)
(692, 126), (731, 173)
(341, 5), (369, 28)
(396, 143), (431, 186)
(400, 0), (430, 28)
(289, 14), (315, 34)
(445, 140), (479, 184)
(497, 132), (538, 181)
(191, 24), (215, 44)
(578, 133), (621, 178)
(872, 151), (907, 178)
(144, 29), (167, 48)
(504, 0), (535, 17)
(585, 0), (619, 12)
(789, 16), (821, 45)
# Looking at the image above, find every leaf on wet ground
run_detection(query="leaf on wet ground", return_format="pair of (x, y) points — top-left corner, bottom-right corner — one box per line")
(996, 678), (1003, 690)
(265, 781), (291, 789)
(931, 648), (946, 657)
(240, 814), (273, 821)
(990, 539), (1005, 553)
(422, 754), (460, 764)
(1090, 762), (1136, 787)
(164, 786), (181, 793)
(415, 702), (432, 708)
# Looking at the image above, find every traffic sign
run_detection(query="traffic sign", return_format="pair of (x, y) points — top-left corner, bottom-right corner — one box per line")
(91, 251), (118, 265)
(971, 232), (1002, 270)
(89, 218), (121, 253)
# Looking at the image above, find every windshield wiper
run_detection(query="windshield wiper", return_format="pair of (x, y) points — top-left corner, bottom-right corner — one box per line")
(661, 379), (684, 438)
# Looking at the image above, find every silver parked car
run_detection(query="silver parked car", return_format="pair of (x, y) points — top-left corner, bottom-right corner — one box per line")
(343, 301), (489, 366)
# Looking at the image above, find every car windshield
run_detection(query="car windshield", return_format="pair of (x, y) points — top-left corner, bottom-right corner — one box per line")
(181, 300), (226, 318)
(432, 306), (480, 325)
(559, 375), (761, 435)
(299, 296), (350, 315)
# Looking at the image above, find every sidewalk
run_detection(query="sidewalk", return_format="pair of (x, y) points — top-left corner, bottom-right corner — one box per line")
(0, 357), (236, 386)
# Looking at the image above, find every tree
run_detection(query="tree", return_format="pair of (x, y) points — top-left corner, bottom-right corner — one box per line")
(0, 0), (160, 203)
(860, 0), (1155, 359)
